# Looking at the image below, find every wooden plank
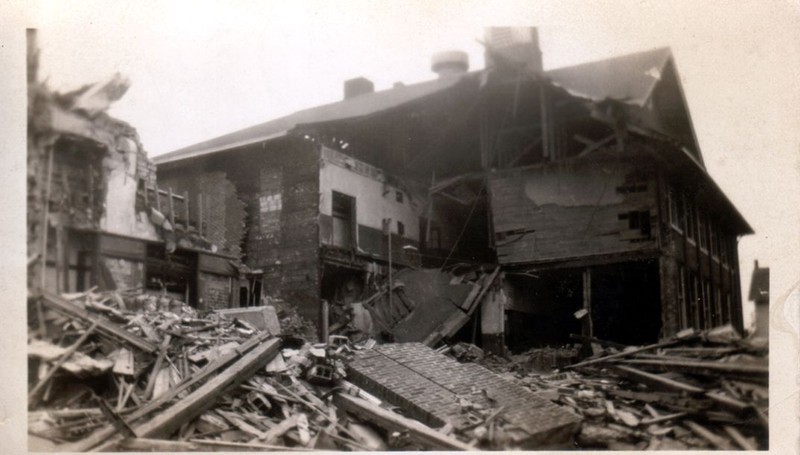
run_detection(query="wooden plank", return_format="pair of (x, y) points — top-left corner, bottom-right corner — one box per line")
(618, 359), (768, 379)
(187, 439), (319, 452)
(565, 336), (691, 370)
(723, 425), (758, 450)
(684, 420), (735, 450)
(144, 335), (172, 399)
(61, 331), (273, 452)
(705, 391), (751, 413)
(334, 393), (472, 451)
(132, 337), (281, 439)
(40, 291), (157, 353)
(611, 365), (705, 394)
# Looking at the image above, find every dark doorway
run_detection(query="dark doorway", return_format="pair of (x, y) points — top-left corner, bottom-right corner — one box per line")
(332, 191), (356, 249)
(590, 259), (661, 345)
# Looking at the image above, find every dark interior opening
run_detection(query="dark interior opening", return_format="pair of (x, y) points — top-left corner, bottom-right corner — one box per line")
(590, 259), (661, 345)
(504, 269), (583, 353)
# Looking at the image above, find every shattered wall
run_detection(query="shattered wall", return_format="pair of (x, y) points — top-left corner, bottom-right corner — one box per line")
(157, 170), (246, 257)
(27, 33), (160, 292)
(157, 137), (321, 325)
(489, 154), (659, 265)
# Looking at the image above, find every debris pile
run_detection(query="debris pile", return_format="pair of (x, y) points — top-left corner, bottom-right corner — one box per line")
(486, 326), (768, 450)
(27, 291), (481, 451)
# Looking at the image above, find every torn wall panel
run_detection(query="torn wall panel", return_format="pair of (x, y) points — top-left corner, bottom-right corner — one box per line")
(490, 157), (658, 265)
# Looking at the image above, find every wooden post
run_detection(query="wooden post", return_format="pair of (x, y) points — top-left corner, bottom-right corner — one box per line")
(582, 268), (593, 337)
(155, 186), (162, 212)
(540, 84), (550, 160)
(167, 187), (175, 227)
(183, 191), (190, 228)
(143, 183), (149, 206)
(386, 218), (393, 312)
(320, 300), (329, 343)
(425, 170), (435, 246)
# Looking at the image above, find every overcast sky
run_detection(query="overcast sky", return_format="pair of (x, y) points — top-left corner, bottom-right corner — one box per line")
(20, 0), (800, 327)
(2, 0), (799, 449)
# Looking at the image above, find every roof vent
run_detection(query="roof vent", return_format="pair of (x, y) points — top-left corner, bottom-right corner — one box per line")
(431, 50), (469, 78)
(344, 77), (374, 99)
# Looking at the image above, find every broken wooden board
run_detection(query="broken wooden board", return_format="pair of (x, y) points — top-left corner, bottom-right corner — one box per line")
(61, 331), (274, 452)
(131, 337), (281, 439)
(40, 291), (157, 353)
(611, 365), (705, 394)
(335, 393), (473, 451)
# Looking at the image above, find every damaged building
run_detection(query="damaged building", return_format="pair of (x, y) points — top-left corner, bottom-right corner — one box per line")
(26, 27), (769, 452)
(154, 26), (752, 352)
(27, 30), (242, 311)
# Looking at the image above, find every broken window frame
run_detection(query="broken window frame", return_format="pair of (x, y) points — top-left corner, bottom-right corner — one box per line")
(697, 207), (709, 253)
(667, 186), (685, 233)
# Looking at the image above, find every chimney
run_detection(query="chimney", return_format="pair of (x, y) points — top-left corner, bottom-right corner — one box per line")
(344, 77), (374, 99)
(431, 50), (469, 78)
(484, 26), (543, 74)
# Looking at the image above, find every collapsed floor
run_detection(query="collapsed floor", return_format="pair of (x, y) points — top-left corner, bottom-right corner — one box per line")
(27, 289), (767, 451)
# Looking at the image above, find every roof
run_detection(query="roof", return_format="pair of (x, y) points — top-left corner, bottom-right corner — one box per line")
(156, 47), (677, 165)
(545, 47), (673, 106)
(155, 74), (472, 164)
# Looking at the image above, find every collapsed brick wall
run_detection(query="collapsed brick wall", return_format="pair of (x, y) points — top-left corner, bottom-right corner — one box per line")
(347, 343), (581, 447)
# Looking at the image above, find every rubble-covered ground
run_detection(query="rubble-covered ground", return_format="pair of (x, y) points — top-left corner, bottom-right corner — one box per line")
(27, 290), (767, 451)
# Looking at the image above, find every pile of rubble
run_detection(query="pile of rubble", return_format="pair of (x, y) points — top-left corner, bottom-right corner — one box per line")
(473, 327), (768, 450)
(27, 287), (768, 451)
(27, 291), (478, 451)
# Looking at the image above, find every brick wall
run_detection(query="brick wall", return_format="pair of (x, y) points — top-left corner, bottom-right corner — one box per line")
(347, 343), (581, 447)
(197, 272), (232, 311)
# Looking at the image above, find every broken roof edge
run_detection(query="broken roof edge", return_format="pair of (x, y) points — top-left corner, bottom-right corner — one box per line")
(544, 46), (673, 106)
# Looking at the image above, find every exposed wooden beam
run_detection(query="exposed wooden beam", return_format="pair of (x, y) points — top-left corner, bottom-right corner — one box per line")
(334, 393), (472, 451)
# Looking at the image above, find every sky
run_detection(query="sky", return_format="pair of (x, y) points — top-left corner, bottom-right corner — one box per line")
(2, 0), (799, 448)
